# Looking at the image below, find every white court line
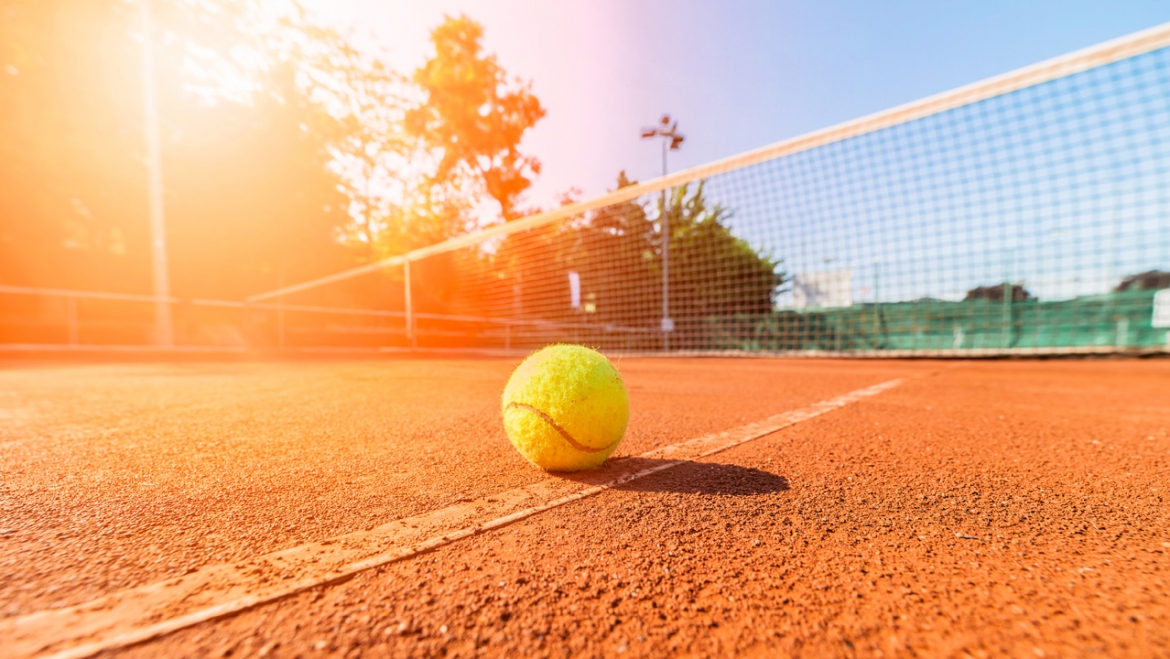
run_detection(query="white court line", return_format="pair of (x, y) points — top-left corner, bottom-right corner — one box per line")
(4, 378), (902, 659)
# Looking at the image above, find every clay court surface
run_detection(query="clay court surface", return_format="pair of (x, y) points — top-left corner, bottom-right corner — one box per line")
(1, 356), (1168, 658)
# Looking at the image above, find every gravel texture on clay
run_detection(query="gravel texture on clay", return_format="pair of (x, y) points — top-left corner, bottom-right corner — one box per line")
(3, 358), (1168, 658)
(0, 358), (918, 616)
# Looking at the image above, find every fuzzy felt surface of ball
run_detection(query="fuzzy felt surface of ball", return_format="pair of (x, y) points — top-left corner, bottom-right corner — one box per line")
(501, 344), (629, 471)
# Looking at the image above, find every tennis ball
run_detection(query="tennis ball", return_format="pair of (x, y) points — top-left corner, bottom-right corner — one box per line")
(501, 344), (629, 472)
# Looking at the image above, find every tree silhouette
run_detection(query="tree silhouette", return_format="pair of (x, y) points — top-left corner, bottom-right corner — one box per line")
(405, 15), (545, 224)
(964, 284), (1034, 302)
(1115, 270), (1170, 292)
(469, 172), (784, 327)
(0, 0), (410, 300)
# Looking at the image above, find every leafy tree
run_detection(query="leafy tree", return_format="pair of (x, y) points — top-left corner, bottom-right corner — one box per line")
(405, 15), (545, 225)
(0, 0), (150, 292)
(1115, 270), (1170, 292)
(964, 284), (1034, 302)
(661, 180), (785, 317)
(0, 0), (405, 301)
(468, 172), (785, 328)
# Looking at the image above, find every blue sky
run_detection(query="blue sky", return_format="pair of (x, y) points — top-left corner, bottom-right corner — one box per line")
(701, 46), (1170, 303)
(300, 0), (1169, 206)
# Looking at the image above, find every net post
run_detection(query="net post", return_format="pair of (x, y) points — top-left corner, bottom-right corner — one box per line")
(872, 263), (881, 351)
(661, 187), (671, 352)
(241, 299), (254, 351)
(1002, 248), (1014, 350)
(1002, 282), (1012, 349)
(662, 198), (669, 351)
(404, 258), (414, 350)
(66, 296), (79, 346)
(661, 141), (669, 352)
(277, 301), (285, 350)
(276, 257), (286, 350)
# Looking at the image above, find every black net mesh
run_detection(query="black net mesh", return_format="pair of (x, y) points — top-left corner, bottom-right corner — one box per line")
(400, 44), (1170, 354)
(6, 32), (1169, 354)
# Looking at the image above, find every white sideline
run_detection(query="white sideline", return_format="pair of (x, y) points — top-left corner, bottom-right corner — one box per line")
(4, 378), (903, 659)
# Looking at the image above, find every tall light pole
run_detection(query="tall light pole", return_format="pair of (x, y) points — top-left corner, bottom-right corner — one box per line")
(140, 0), (173, 346)
(641, 114), (684, 350)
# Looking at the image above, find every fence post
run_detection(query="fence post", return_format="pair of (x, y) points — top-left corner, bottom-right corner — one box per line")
(277, 256), (285, 350)
(661, 187), (670, 353)
(277, 300), (285, 350)
(66, 296), (79, 346)
(404, 258), (414, 349)
(1002, 282), (1012, 349)
(872, 262), (881, 350)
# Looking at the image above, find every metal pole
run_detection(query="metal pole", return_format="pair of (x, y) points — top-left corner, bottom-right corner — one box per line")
(140, 0), (172, 346)
(66, 296), (79, 346)
(1105, 179), (1120, 351)
(404, 259), (414, 349)
(277, 256), (286, 349)
(1002, 282), (1012, 349)
(661, 139), (670, 351)
(510, 281), (521, 350)
(277, 304), (285, 349)
(1002, 249), (1013, 349)
(872, 263), (881, 350)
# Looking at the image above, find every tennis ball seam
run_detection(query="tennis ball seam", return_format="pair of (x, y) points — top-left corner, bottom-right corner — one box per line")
(504, 402), (617, 454)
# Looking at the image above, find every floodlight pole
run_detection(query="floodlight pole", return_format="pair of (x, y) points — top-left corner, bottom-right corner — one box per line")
(642, 115), (684, 351)
(140, 0), (173, 346)
(660, 138), (669, 352)
(404, 258), (415, 349)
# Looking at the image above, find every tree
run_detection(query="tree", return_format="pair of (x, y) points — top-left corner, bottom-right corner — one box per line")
(0, 0), (406, 301)
(1115, 270), (1170, 292)
(964, 284), (1034, 302)
(660, 181), (785, 317)
(471, 172), (785, 328)
(0, 0), (150, 292)
(405, 15), (545, 225)
(291, 14), (414, 260)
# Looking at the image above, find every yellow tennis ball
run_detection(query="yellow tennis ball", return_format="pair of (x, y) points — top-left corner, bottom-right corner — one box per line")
(501, 344), (629, 472)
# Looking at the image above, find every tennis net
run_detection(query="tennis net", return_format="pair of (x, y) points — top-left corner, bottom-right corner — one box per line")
(249, 23), (1170, 356)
